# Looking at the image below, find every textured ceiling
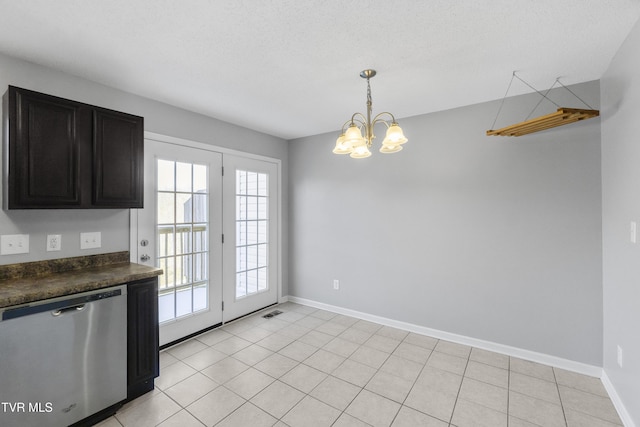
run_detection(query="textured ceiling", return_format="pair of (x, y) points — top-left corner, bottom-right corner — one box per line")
(0, 0), (638, 140)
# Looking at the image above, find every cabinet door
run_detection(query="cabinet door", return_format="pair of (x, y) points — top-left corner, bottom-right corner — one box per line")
(93, 109), (144, 208)
(126, 278), (159, 400)
(4, 87), (90, 208)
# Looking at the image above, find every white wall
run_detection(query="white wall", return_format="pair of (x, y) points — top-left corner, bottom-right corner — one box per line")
(289, 81), (603, 365)
(601, 16), (640, 425)
(0, 52), (289, 296)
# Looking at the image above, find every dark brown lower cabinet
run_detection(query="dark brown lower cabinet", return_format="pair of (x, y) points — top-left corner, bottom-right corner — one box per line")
(126, 277), (159, 401)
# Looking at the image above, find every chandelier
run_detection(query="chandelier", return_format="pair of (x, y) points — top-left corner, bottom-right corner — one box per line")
(333, 69), (408, 159)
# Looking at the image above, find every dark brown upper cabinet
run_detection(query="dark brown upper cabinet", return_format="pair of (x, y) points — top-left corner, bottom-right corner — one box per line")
(2, 86), (143, 209)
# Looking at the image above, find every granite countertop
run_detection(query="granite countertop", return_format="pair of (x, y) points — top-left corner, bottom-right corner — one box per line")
(0, 252), (162, 309)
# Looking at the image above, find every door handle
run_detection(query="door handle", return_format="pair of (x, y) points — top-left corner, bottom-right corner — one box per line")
(140, 254), (150, 262)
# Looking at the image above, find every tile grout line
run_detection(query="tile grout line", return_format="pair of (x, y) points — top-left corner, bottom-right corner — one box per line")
(373, 335), (438, 427)
(321, 322), (394, 427)
(552, 367), (569, 427)
(447, 348), (471, 426)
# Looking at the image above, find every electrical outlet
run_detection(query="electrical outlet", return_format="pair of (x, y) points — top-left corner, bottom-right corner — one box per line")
(1, 234), (30, 255)
(333, 279), (340, 290)
(80, 232), (101, 249)
(46, 234), (62, 252)
(617, 345), (623, 368)
(631, 222), (637, 244)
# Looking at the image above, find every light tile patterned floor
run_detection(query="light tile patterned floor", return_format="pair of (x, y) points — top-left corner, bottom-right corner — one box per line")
(97, 302), (622, 427)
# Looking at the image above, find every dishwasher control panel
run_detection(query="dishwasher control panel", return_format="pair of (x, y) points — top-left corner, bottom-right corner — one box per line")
(1, 286), (125, 321)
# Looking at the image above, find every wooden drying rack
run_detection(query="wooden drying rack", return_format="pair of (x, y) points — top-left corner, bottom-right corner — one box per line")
(486, 107), (599, 137)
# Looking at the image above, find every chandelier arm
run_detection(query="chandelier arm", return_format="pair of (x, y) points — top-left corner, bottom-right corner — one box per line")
(371, 112), (397, 127)
(350, 112), (367, 126)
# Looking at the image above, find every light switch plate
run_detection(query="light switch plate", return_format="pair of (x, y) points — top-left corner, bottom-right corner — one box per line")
(1, 234), (30, 255)
(80, 232), (101, 249)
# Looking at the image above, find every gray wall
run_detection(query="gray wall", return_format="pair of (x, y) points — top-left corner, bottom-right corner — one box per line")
(289, 81), (603, 365)
(601, 17), (640, 425)
(0, 53), (289, 296)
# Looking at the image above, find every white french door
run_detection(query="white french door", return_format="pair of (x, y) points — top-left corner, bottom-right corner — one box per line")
(135, 139), (223, 345)
(222, 155), (279, 321)
(133, 138), (279, 345)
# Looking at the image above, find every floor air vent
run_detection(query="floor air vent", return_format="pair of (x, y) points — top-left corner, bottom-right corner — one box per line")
(262, 310), (283, 319)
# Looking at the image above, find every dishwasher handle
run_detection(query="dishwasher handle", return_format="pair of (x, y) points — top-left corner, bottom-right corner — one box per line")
(52, 304), (86, 317)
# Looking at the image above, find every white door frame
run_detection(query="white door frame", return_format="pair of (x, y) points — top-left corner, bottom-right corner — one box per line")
(130, 131), (284, 313)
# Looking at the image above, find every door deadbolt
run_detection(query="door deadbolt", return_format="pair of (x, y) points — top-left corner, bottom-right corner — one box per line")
(140, 239), (149, 247)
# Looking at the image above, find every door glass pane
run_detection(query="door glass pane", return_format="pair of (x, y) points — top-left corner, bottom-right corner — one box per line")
(176, 193), (191, 224)
(157, 193), (175, 224)
(193, 165), (207, 193)
(158, 225), (175, 257)
(257, 221), (267, 244)
(193, 283), (208, 312)
(235, 169), (269, 299)
(258, 268), (267, 291)
(176, 162), (192, 192)
(193, 224), (208, 252)
(193, 194), (208, 223)
(158, 160), (175, 191)
(175, 225), (192, 255)
(258, 174), (267, 196)
(157, 159), (209, 323)
(175, 287), (193, 318)
(258, 198), (267, 219)
(158, 292), (175, 323)
(247, 269), (258, 294)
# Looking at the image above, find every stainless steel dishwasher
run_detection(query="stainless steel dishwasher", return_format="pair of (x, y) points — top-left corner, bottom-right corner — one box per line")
(0, 285), (127, 427)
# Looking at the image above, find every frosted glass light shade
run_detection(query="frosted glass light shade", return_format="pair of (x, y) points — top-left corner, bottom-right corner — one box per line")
(343, 124), (365, 147)
(349, 128), (370, 158)
(379, 144), (403, 154)
(332, 134), (352, 154)
(382, 123), (408, 145)
(350, 143), (372, 158)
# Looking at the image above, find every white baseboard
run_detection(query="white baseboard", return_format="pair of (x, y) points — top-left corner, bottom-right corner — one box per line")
(601, 371), (636, 427)
(286, 296), (602, 378)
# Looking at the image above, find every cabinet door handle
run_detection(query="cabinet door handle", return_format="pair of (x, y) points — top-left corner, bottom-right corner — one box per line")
(140, 254), (150, 262)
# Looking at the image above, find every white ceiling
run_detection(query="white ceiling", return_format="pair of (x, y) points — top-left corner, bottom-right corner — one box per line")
(0, 0), (638, 140)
